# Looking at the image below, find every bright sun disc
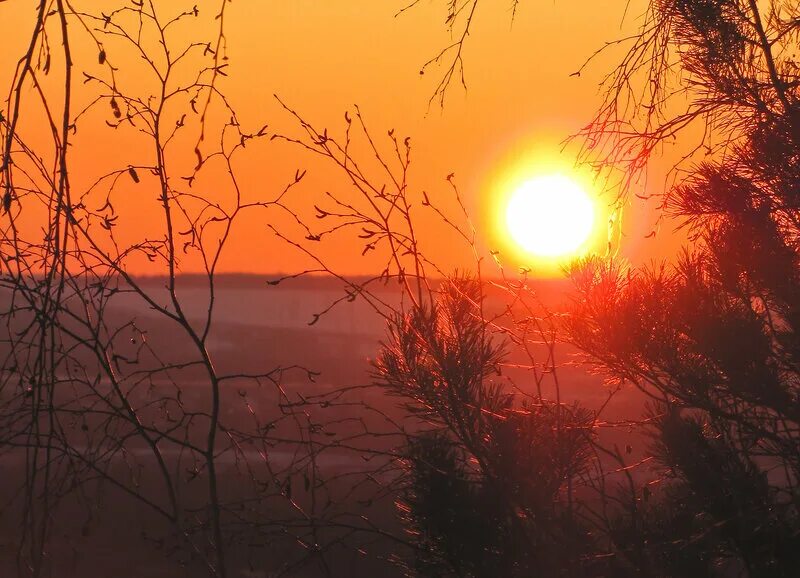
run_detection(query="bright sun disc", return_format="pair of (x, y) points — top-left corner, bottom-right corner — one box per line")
(505, 174), (595, 258)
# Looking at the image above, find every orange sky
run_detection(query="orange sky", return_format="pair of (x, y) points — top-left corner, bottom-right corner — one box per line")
(2, 0), (684, 277)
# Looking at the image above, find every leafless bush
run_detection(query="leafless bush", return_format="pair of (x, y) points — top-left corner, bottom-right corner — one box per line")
(0, 3), (344, 576)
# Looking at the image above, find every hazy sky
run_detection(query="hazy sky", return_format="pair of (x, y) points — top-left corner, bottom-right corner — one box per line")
(4, 1), (680, 276)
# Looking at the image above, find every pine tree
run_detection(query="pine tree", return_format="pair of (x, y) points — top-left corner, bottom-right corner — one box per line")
(570, 2), (800, 575)
(375, 278), (602, 577)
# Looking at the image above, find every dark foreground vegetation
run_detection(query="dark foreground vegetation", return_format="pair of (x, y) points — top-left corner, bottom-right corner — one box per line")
(2, 1), (800, 577)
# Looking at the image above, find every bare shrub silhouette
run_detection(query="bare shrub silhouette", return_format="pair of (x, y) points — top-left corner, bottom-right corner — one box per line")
(0, 3), (340, 576)
(271, 102), (657, 577)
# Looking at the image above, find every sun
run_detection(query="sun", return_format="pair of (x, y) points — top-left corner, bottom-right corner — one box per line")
(505, 174), (595, 258)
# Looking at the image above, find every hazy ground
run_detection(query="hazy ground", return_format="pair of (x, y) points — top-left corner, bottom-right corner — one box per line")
(0, 275), (647, 577)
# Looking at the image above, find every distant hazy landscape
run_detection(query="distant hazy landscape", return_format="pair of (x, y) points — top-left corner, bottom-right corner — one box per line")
(0, 274), (646, 577)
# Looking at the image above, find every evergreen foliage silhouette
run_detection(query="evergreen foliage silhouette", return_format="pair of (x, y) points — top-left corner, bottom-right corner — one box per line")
(570, 1), (800, 575)
(375, 279), (603, 577)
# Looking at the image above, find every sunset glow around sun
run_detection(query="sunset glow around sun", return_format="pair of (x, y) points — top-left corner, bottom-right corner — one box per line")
(505, 174), (596, 258)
